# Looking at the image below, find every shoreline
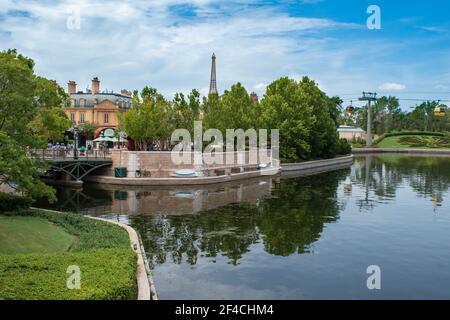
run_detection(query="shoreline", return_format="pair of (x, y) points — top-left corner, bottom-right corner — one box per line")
(82, 155), (354, 186)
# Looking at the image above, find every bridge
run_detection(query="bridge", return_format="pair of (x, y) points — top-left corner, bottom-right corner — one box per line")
(31, 149), (112, 183)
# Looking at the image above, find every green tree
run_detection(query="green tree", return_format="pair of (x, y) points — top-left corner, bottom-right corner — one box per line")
(79, 122), (100, 140)
(173, 89), (201, 133)
(118, 87), (174, 151)
(0, 49), (70, 201)
(260, 76), (342, 161)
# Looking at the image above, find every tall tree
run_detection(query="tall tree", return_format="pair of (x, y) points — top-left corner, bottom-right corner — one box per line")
(0, 49), (70, 201)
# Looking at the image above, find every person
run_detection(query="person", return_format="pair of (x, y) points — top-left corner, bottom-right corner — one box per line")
(60, 143), (66, 159)
(79, 145), (86, 156)
(55, 142), (61, 157)
(47, 141), (53, 150)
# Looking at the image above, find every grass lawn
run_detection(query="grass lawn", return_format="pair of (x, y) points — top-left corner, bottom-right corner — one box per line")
(0, 216), (76, 254)
(0, 209), (137, 300)
(377, 135), (450, 149)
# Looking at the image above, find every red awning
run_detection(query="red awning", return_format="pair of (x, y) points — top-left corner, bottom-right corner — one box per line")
(94, 127), (115, 138)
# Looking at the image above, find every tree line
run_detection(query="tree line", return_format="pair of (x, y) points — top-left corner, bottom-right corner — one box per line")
(118, 77), (351, 162)
(341, 97), (450, 135)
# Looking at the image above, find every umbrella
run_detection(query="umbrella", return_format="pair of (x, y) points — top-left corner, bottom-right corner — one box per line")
(94, 136), (116, 142)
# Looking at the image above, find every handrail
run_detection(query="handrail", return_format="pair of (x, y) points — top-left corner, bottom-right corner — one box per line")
(30, 149), (112, 160)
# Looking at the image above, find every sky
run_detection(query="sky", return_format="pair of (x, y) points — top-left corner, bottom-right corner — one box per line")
(1, 0), (450, 109)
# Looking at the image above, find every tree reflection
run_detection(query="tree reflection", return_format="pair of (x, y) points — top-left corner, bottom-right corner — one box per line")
(353, 155), (450, 208)
(131, 170), (348, 267)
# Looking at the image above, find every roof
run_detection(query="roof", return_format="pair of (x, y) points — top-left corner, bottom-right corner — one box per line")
(68, 92), (132, 109)
(337, 126), (365, 133)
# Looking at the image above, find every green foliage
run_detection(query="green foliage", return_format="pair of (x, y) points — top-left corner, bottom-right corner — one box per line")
(0, 209), (137, 300)
(118, 87), (175, 150)
(0, 49), (70, 201)
(374, 131), (445, 145)
(336, 138), (352, 155)
(79, 122), (100, 140)
(3, 209), (131, 251)
(0, 249), (136, 300)
(346, 97), (449, 135)
(0, 215), (75, 254)
(260, 77), (341, 161)
(118, 76), (347, 161)
(398, 136), (450, 149)
(0, 192), (32, 212)
(204, 83), (254, 132)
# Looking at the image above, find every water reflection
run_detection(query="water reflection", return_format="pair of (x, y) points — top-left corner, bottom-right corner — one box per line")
(36, 155), (450, 299)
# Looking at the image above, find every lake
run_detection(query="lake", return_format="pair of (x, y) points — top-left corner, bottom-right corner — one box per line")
(36, 154), (450, 299)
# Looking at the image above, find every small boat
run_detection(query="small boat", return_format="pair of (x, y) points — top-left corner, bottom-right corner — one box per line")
(172, 169), (198, 177)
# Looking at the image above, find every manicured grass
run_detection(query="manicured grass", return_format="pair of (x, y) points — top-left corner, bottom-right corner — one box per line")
(0, 216), (76, 254)
(0, 209), (137, 300)
(377, 135), (450, 149)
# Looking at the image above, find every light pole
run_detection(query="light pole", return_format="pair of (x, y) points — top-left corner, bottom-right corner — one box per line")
(73, 124), (79, 160)
(359, 92), (377, 147)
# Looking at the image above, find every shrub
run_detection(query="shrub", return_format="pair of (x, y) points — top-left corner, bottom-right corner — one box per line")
(398, 136), (450, 149)
(0, 192), (32, 213)
(0, 209), (137, 300)
(336, 138), (352, 155)
(374, 131), (445, 145)
(0, 248), (136, 300)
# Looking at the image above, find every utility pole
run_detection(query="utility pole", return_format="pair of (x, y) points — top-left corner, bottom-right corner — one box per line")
(359, 92), (377, 147)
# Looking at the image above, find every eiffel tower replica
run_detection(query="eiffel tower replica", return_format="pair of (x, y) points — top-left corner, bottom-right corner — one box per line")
(209, 53), (218, 95)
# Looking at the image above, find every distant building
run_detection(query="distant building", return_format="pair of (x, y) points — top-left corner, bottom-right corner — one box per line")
(337, 125), (366, 141)
(209, 53), (218, 95)
(250, 92), (259, 104)
(64, 77), (132, 136)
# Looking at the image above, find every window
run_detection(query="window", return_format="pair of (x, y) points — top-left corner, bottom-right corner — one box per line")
(71, 99), (76, 107)
(70, 112), (75, 122)
(79, 112), (85, 123)
(79, 98), (85, 107)
(104, 113), (109, 124)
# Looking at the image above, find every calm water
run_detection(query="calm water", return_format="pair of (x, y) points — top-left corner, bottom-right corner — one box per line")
(37, 155), (450, 299)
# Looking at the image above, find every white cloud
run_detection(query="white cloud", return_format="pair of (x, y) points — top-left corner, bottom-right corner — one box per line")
(0, 0), (448, 110)
(378, 83), (406, 91)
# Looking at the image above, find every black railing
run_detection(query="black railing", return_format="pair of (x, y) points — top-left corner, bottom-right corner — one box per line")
(31, 149), (112, 160)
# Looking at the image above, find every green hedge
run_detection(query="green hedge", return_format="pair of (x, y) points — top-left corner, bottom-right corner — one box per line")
(0, 249), (136, 300)
(0, 193), (32, 213)
(0, 209), (137, 300)
(374, 131), (446, 145)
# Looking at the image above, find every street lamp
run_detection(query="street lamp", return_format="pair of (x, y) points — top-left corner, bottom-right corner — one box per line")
(73, 124), (79, 160)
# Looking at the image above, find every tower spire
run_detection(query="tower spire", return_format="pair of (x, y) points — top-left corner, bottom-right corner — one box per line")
(209, 53), (218, 95)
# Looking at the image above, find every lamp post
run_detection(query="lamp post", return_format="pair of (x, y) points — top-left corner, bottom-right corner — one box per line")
(73, 124), (79, 160)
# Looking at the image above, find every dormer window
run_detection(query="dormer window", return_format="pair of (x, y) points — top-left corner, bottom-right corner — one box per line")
(79, 98), (86, 108)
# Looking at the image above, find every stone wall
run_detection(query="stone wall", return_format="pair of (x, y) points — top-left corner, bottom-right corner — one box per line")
(107, 150), (276, 178)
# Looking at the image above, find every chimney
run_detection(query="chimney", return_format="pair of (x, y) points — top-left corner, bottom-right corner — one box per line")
(250, 92), (259, 104)
(68, 81), (77, 94)
(91, 77), (100, 95)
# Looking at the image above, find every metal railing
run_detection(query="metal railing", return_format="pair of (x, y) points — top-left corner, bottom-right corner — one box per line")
(31, 149), (112, 160)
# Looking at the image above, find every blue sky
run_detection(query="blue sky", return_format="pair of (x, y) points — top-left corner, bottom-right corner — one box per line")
(1, 0), (450, 109)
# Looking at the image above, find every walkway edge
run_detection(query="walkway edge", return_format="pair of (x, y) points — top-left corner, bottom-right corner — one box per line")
(281, 155), (354, 172)
(87, 216), (158, 300)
